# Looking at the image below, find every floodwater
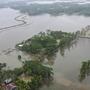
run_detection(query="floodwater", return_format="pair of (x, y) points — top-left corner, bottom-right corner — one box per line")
(0, 8), (90, 89)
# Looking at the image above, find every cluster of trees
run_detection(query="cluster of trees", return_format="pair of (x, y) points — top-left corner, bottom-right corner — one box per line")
(0, 61), (53, 90)
(15, 61), (53, 90)
(16, 31), (58, 56)
(16, 30), (78, 57)
(79, 60), (90, 82)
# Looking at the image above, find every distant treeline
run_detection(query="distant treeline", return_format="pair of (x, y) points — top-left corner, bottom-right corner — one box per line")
(1, 1), (90, 16)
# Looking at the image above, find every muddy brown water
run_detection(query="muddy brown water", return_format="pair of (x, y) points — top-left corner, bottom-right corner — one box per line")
(0, 8), (90, 90)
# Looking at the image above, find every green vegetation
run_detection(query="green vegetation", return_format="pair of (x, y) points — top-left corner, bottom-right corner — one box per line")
(16, 30), (78, 57)
(0, 61), (53, 90)
(79, 60), (90, 82)
(16, 31), (58, 56)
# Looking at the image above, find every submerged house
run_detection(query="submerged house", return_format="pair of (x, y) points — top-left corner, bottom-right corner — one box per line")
(2, 79), (17, 90)
(5, 83), (17, 90)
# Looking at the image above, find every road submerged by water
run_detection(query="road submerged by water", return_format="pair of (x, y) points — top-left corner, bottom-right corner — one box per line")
(0, 15), (27, 33)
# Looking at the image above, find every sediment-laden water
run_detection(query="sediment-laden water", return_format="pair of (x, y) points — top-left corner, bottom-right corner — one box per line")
(0, 8), (90, 90)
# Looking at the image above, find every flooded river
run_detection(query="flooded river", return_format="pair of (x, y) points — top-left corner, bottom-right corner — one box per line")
(0, 8), (90, 90)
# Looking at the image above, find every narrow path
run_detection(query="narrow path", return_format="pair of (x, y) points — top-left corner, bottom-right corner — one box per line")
(0, 15), (27, 33)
